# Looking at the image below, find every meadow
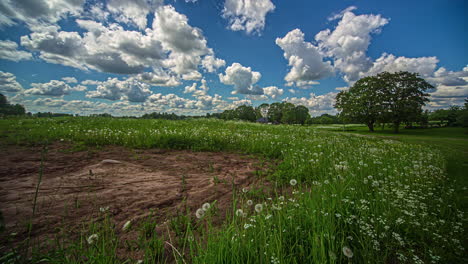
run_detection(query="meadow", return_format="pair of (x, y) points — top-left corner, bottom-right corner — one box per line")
(0, 117), (466, 263)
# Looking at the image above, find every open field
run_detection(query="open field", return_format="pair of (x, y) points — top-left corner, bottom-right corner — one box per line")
(0, 118), (466, 263)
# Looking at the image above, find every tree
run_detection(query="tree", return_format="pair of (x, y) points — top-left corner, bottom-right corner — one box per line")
(235, 105), (257, 121)
(0, 93), (26, 116)
(335, 76), (384, 131)
(379, 72), (432, 133)
(335, 72), (432, 133)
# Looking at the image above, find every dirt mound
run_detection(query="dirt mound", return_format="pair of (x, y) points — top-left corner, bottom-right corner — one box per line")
(0, 144), (269, 248)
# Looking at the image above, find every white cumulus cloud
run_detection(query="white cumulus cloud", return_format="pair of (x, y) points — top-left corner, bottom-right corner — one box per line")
(276, 29), (334, 87)
(0, 71), (23, 92)
(219, 62), (263, 95)
(222, 0), (275, 35)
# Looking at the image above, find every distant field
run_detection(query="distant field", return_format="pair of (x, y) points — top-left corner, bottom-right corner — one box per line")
(0, 117), (466, 263)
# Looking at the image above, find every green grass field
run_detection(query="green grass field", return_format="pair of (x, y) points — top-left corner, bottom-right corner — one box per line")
(0, 117), (466, 263)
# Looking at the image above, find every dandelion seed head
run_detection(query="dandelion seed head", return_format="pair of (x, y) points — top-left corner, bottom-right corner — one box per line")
(196, 208), (205, 219)
(255, 204), (263, 213)
(202, 202), (210, 211)
(87, 233), (98, 244)
(235, 209), (245, 217)
(247, 200), (253, 206)
(342, 246), (353, 258)
(290, 179), (297, 186)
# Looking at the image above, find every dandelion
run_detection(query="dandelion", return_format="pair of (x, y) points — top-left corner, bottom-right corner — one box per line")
(290, 179), (297, 186)
(247, 200), (253, 206)
(87, 234), (99, 245)
(279, 196), (284, 201)
(342, 246), (353, 258)
(99, 206), (109, 213)
(255, 204), (263, 213)
(242, 187), (248, 193)
(265, 214), (272, 220)
(235, 209), (245, 217)
(196, 208), (205, 219)
(202, 202), (211, 211)
(122, 220), (132, 231)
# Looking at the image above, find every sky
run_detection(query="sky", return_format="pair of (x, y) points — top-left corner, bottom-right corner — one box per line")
(0, 0), (466, 116)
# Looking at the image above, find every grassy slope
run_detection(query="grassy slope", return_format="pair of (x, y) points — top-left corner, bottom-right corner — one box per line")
(332, 126), (468, 206)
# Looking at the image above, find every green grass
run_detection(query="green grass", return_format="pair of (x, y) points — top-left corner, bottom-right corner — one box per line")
(0, 117), (466, 263)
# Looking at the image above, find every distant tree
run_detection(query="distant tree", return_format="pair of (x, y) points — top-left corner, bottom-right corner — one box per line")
(236, 105), (257, 121)
(0, 93), (26, 116)
(335, 76), (384, 132)
(335, 71), (432, 133)
(0, 94), (7, 105)
(255, 103), (270, 119)
(457, 99), (468, 127)
(378, 72), (432, 133)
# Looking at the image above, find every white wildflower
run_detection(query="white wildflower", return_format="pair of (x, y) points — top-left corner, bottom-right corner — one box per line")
(342, 246), (353, 258)
(202, 202), (211, 211)
(247, 200), (253, 206)
(255, 204), (263, 213)
(290, 179), (297, 186)
(196, 208), (205, 219)
(122, 220), (132, 231)
(236, 209), (245, 217)
(87, 233), (99, 245)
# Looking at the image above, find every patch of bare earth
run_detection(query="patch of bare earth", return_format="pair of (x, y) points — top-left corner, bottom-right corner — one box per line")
(0, 143), (273, 260)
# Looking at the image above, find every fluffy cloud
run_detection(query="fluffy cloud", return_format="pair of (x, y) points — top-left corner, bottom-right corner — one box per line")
(283, 92), (338, 116)
(61, 77), (78, 83)
(364, 53), (439, 79)
(263, 86), (283, 99)
(0, 71), (23, 92)
(0, 0), (85, 27)
(427, 67), (468, 87)
(136, 71), (181, 87)
(202, 55), (226, 73)
(107, 0), (163, 30)
(0, 40), (32, 62)
(184, 79), (209, 96)
(315, 9), (389, 82)
(222, 0), (275, 34)
(276, 29), (334, 87)
(86, 77), (152, 102)
(25, 80), (85, 96)
(19, 5), (224, 81)
(219, 62), (263, 95)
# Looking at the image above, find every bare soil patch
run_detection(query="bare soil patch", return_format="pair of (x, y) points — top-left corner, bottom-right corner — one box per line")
(0, 143), (272, 256)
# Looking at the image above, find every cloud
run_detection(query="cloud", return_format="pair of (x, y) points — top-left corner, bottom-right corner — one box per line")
(219, 62), (263, 95)
(107, 0), (163, 30)
(86, 77), (152, 102)
(364, 53), (438, 79)
(222, 0), (275, 35)
(328, 6), (357, 21)
(20, 5), (224, 79)
(263, 86), (283, 99)
(0, 40), (32, 61)
(0, 71), (23, 92)
(283, 92), (338, 116)
(427, 67), (468, 87)
(183, 79), (210, 97)
(61, 77), (78, 83)
(202, 55), (226, 73)
(0, 0), (85, 27)
(276, 29), (334, 87)
(25, 79), (85, 96)
(136, 71), (181, 87)
(315, 10), (389, 82)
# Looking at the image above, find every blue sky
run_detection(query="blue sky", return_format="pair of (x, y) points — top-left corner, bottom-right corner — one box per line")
(0, 0), (466, 116)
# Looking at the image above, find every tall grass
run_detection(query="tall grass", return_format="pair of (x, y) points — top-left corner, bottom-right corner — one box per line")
(0, 117), (465, 263)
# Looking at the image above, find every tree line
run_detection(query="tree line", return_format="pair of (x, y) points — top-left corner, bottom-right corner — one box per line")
(0, 93), (25, 117)
(219, 102), (311, 124)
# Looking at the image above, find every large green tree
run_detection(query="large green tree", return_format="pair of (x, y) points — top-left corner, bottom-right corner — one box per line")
(335, 76), (384, 132)
(336, 72), (432, 133)
(378, 71), (432, 133)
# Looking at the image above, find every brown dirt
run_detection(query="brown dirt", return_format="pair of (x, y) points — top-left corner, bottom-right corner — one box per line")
(0, 143), (273, 259)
